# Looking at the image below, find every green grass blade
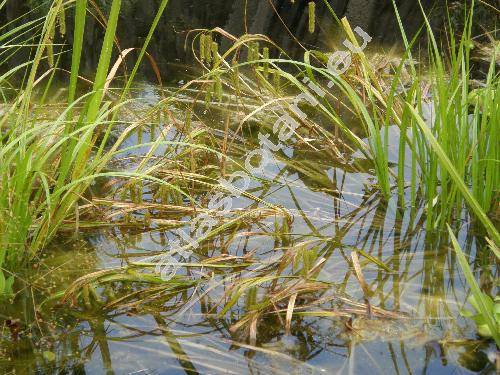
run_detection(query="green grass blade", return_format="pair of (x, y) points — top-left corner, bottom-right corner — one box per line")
(86, 0), (122, 123)
(447, 225), (500, 347)
(408, 104), (500, 244)
(68, 0), (87, 105)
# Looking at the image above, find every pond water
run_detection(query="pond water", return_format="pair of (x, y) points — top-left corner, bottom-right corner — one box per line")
(1, 1), (498, 374)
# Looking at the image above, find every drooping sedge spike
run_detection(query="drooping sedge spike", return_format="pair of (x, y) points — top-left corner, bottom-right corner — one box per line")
(308, 1), (316, 34)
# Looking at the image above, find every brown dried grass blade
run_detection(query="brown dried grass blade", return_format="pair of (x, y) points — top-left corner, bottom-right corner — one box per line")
(249, 314), (258, 346)
(285, 293), (297, 335)
(351, 251), (373, 316)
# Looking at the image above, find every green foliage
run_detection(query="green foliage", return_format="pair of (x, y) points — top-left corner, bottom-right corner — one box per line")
(461, 294), (500, 340)
(186, 4), (499, 343)
(0, 272), (14, 297)
(0, 0), (171, 290)
(448, 225), (500, 346)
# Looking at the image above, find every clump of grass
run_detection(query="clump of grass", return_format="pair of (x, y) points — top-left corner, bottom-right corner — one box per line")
(194, 1), (498, 241)
(0, 0), (179, 290)
(2, 0), (496, 356)
(108, 1), (497, 339)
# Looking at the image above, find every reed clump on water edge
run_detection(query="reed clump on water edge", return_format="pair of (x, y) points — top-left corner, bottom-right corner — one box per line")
(0, 0), (189, 293)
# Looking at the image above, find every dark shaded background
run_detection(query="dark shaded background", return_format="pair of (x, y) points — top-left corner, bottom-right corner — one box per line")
(1, 1), (496, 81)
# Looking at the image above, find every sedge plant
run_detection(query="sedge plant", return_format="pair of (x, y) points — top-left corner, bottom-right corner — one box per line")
(0, 0), (175, 293)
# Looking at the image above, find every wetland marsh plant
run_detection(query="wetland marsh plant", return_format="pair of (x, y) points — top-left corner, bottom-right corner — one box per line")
(0, 1), (498, 372)
(0, 0), (177, 284)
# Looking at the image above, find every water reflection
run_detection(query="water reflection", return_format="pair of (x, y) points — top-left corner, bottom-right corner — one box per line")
(1, 108), (496, 373)
(1, 1), (498, 371)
